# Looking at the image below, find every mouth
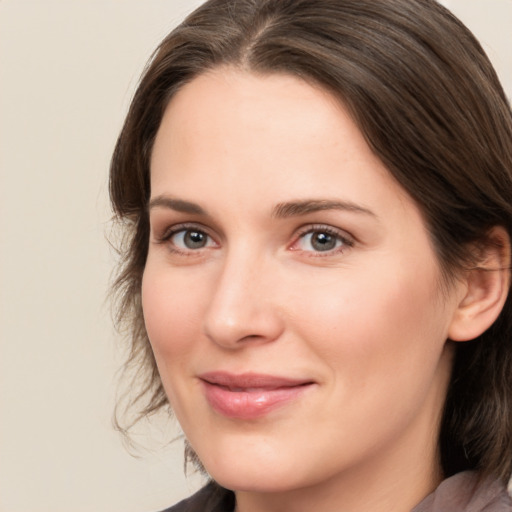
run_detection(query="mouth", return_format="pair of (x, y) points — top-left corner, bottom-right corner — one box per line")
(198, 371), (315, 420)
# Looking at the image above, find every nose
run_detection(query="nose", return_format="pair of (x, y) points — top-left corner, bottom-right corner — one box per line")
(202, 250), (285, 349)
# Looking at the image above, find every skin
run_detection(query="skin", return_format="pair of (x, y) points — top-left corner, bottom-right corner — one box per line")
(143, 68), (470, 512)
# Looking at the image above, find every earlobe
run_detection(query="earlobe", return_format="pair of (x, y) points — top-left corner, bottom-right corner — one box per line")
(448, 226), (511, 342)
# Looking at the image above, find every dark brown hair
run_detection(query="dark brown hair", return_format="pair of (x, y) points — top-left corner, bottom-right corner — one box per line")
(110, 0), (512, 481)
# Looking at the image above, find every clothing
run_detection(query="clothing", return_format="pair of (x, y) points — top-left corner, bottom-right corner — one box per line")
(411, 472), (512, 512)
(160, 482), (233, 512)
(160, 471), (512, 512)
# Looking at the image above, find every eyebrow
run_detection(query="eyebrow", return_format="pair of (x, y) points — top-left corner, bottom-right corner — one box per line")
(148, 196), (207, 215)
(148, 195), (376, 219)
(272, 199), (376, 219)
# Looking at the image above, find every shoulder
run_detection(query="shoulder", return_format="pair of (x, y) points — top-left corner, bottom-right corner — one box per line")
(158, 481), (235, 512)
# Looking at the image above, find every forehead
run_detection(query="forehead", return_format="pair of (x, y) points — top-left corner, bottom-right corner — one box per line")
(150, 67), (416, 221)
(153, 68), (352, 165)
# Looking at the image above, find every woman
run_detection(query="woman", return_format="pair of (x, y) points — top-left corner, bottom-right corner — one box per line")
(110, 0), (512, 510)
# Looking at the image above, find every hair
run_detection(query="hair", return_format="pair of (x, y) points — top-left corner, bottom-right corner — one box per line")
(110, 0), (512, 482)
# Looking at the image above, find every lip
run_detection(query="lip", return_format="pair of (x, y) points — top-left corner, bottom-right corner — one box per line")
(199, 371), (315, 420)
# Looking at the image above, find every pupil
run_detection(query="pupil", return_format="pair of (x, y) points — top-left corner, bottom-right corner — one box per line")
(312, 232), (335, 251)
(185, 230), (206, 249)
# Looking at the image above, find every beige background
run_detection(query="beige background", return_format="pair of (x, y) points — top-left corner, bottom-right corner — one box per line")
(0, 1), (510, 511)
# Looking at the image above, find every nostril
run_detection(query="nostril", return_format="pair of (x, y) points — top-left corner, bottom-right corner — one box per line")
(240, 334), (263, 342)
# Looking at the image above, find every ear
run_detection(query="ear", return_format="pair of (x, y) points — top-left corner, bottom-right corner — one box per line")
(448, 226), (511, 342)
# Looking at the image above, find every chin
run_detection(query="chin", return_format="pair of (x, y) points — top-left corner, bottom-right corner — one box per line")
(198, 445), (326, 494)
(209, 468), (303, 494)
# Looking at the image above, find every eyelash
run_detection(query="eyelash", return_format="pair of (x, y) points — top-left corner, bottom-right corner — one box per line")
(156, 223), (218, 256)
(291, 224), (354, 256)
(155, 223), (354, 257)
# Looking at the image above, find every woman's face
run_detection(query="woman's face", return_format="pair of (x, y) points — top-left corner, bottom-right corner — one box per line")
(143, 69), (465, 498)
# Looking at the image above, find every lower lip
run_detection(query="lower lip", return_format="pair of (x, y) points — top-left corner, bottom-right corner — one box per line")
(201, 381), (312, 420)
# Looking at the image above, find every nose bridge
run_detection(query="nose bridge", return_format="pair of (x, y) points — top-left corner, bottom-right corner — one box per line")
(203, 242), (283, 348)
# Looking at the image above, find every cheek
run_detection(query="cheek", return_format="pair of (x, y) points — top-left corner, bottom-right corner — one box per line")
(287, 256), (449, 390)
(141, 265), (206, 368)
(288, 266), (451, 460)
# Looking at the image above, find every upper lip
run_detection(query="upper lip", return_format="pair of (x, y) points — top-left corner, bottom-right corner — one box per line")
(199, 371), (314, 390)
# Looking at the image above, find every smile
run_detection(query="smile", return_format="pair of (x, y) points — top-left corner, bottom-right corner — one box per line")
(199, 372), (315, 420)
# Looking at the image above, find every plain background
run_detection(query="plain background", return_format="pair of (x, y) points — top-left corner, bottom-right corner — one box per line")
(0, 1), (511, 511)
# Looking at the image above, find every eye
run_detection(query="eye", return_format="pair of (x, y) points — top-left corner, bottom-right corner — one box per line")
(156, 224), (218, 254)
(170, 228), (214, 250)
(291, 226), (353, 254)
(298, 231), (341, 252)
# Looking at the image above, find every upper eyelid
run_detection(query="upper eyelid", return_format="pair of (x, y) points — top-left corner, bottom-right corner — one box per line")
(149, 211), (223, 237)
(155, 222), (216, 243)
(294, 223), (355, 242)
